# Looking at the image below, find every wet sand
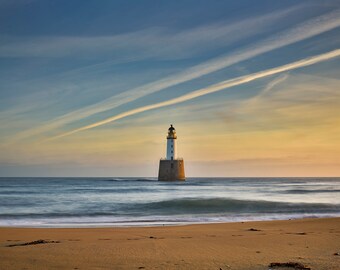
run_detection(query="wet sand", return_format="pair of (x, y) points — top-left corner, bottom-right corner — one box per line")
(0, 217), (339, 270)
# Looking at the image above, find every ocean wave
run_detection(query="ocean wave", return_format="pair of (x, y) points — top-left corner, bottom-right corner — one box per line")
(134, 198), (340, 214)
(1, 198), (339, 218)
(283, 189), (340, 194)
(104, 178), (157, 182)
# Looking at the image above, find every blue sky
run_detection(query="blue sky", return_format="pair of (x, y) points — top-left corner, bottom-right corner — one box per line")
(0, 0), (339, 176)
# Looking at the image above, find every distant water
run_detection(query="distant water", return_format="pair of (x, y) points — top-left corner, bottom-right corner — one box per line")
(0, 177), (339, 227)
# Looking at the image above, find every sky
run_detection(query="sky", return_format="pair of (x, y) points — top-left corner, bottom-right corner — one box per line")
(0, 0), (340, 177)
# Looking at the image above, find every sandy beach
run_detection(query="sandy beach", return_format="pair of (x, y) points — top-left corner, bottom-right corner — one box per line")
(0, 217), (339, 270)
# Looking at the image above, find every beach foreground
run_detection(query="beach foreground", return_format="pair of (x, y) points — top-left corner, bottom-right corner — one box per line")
(0, 218), (339, 270)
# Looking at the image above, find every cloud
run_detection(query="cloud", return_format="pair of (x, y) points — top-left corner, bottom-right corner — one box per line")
(0, 5), (303, 58)
(46, 49), (340, 141)
(214, 74), (289, 126)
(258, 74), (289, 96)
(214, 73), (340, 135)
(10, 8), (340, 143)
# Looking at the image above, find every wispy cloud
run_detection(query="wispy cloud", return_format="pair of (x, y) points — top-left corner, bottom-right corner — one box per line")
(248, 74), (289, 104)
(10, 9), (340, 142)
(0, 5), (302, 58)
(214, 73), (340, 134)
(47, 49), (340, 141)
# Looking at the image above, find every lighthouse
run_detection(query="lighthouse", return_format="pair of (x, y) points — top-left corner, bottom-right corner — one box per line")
(158, 124), (185, 181)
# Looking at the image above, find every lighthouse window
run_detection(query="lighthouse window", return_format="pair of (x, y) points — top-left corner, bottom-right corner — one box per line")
(171, 150), (173, 153)
(171, 145), (173, 148)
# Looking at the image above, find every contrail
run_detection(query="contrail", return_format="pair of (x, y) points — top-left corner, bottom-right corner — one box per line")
(47, 49), (340, 141)
(13, 9), (340, 141)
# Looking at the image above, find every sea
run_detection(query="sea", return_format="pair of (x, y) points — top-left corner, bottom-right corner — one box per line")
(0, 177), (339, 227)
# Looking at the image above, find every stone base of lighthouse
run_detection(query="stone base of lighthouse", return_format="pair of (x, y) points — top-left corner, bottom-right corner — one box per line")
(158, 159), (185, 181)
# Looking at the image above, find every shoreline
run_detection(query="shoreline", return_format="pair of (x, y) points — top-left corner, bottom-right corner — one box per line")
(1, 214), (340, 229)
(1, 217), (339, 269)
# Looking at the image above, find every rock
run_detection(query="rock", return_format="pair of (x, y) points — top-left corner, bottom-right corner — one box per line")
(248, 228), (261, 231)
(7, 239), (60, 247)
(269, 262), (311, 269)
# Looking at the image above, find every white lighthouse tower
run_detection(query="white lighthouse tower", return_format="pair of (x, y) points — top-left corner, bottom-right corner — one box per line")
(158, 124), (185, 181)
(166, 124), (177, 160)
